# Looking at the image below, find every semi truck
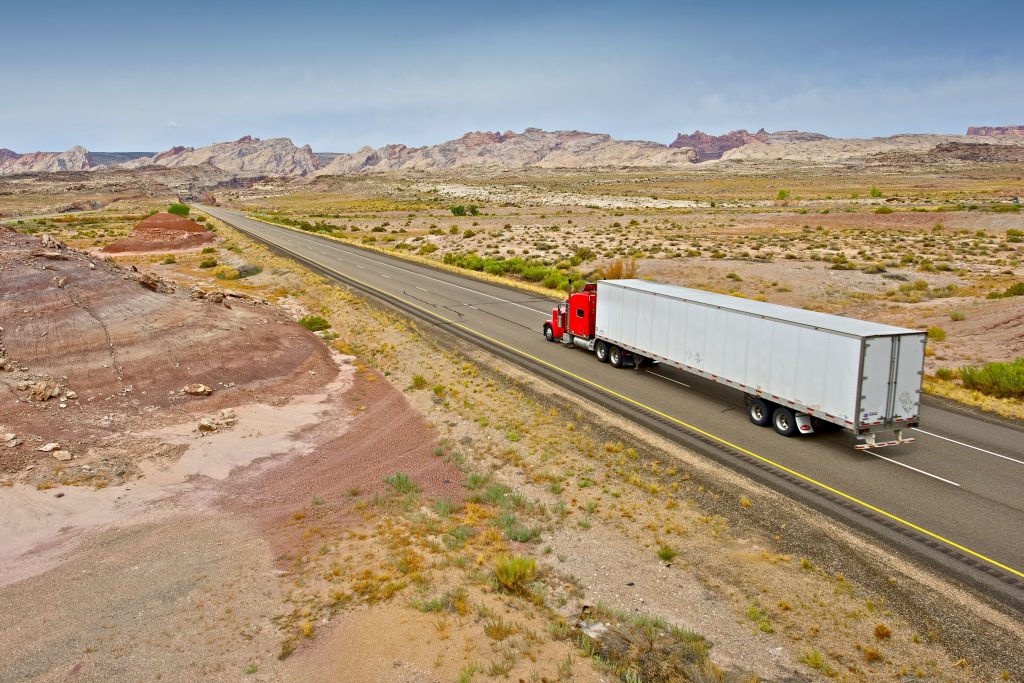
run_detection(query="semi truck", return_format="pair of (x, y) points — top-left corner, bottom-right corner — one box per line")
(543, 279), (925, 449)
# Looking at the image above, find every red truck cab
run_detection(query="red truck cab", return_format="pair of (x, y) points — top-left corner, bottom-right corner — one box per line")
(544, 283), (597, 342)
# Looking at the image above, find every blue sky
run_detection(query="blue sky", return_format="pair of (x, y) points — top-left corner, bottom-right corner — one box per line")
(3, 0), (1021, 152)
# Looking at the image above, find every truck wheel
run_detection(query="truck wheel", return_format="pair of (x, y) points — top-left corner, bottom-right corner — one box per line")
(595, 340), (609, 363)
(544, 324), (555, 342)
(609, 345), (624, 368)
(748, 398), (772, 427)
(772, 407), (798, 437)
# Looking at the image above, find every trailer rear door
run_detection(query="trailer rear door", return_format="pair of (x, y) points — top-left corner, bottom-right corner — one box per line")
(858, 334), (925, 429)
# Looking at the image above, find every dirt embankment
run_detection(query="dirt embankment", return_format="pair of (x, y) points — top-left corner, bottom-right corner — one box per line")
(101, 211), (215, 253)
(0, 226), (328, 483)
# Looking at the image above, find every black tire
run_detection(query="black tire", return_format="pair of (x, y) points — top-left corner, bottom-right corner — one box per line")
(595, 340), (610, 363)
(544, 324), (555, 342)
(748, 398), (772, 427)
(772, 406), (798, 437)
(609, 345), (624, 368)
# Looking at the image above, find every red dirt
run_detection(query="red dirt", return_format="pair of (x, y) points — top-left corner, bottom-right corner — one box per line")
(219, 368), (465, 566)
(0, 227), (335, 476)
(101, 212), (215, 253)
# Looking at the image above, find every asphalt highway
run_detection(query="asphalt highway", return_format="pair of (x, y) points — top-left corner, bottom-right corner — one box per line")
(201, 205), (1024, 607)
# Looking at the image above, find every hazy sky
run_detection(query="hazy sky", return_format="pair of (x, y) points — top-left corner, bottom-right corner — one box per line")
(3, 0), (1021, 152)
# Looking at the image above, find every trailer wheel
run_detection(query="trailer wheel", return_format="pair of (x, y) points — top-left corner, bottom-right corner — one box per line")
(609, 345), (624, 368)
(772, 407), (798, 437)
(544, 324), (555, 342)
(748, 399), (772, 427)
(595, 340), (609, 363)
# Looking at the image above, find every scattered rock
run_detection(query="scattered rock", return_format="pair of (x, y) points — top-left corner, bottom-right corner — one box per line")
(37, 442), (60, 452)
(52, 450), (72, 461)
(138, 272), (175, 294)
(183, 383), (213, 396)
(40, 233), (65, 249)
(197, 418), (218, 433)
(65, 390), (78, 400)
(30, 380), (62, 401)
(33, 250), (70, 260)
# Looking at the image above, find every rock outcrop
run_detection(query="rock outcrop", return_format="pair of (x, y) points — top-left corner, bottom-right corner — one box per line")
(0, 146), (95, 175)
(122, 136), (322, 177)
(669, 129), (770, 161)
(0, 148), (20, 165)
(966, 125), (1024, 138)
(717, 133), (1017, 164)
(315, 128), (697, 175)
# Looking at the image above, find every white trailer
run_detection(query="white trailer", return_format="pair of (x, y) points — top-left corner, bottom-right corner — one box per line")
(591, 279), (925, 448)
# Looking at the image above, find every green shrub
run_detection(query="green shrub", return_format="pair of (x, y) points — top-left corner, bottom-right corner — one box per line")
(410, 374), (427, 390)
(993, 282), (1024, 298)
(960, 359), (1024, 399)
(494, 555), (536, 593)
(657, 544), (677, 562)
(776, 189), (790, 200)
(870, 186), (884, 198)
(168, 203), (190, 217)
(948, 310), (966, 321)
(418, 243), (439, 255)
(935, 368), (956, 381)
(874, 206), (894, 214)
(198, 257), (217, 268)
(450, 205), (467, 216)
(201, 246), (216, 253)
(384, 471), (419, 494)
(926, 326), (946, 342)
(298, 315), (330, 332)
(159, 255), (176, 265)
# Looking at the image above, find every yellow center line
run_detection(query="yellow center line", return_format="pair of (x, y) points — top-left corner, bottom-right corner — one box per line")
(225, 212), (1024, 583)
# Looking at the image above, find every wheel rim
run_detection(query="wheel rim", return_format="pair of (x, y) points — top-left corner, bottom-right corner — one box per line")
(751, 404), (765, 422)
(776, 413), (790, 431)
(597, 344), (606, 360)
(610, 348), (620, 364)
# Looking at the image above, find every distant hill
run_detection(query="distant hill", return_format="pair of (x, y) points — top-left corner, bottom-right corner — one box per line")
(122, 136), (322, 177)
(313, 128), (698, 175)
(967, 125), (1024, 138)
(4, 124), (1024, 179)
(0, 146), (95, 175)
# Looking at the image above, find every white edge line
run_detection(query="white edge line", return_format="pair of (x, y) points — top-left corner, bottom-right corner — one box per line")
(646, 370), (690, 388)
(911, 428), (1024, 466)
(868, 452), (960, 487)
